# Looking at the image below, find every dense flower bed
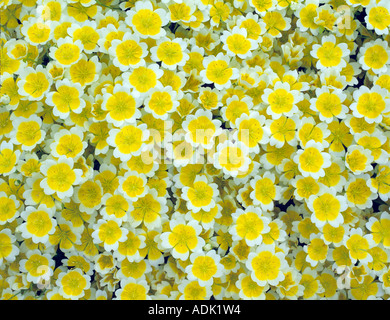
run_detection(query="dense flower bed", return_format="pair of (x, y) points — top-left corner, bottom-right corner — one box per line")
(1, 0), (390, 300)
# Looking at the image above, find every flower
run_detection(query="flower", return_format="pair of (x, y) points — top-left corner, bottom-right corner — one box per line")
(310, 34), (350, 70)
(200, 52), (240, 90)
(237, 273), (268, 300)
(350, 85), (390, 124)
(345, 174), (378, 209)
(92, 218), (128, 252)
(292, 175), (320, 202)
(125, 0), (169, 39)
(321, 223), (347, 247)
(101, 83), (142, 127)
(262, 10), (291, 38)
(345, 145), (374, 174)
(0, 229), (19, 265)
(221, 95), (254, 127)
(49, 127), (87, 159)
(307, 187), (347, 228)
(143, 84), (180, 120)
(250, 171), (282, 212)
(262, 81), (303, 119)
(19, 249), (55, 284)
(21, 17), (53, 45)
(345, 228), (376, 264)
(114, 279), (151, 300)
(0, 191), (20, 225)
(74, 180), (104, 214)
(100, 192), (131, 223)
(246, 243), (288, 286)
(221, 26), (258, 59)
(182, 109), (222, 150)
(40, 156), (83, 199)
(114, 229), (146, 263)
(122, 63), (164, 96)
(150, 37), (189, 70)
(128, 189), (168, 230)
(17, 204), (57, 244)
(365, 0), (390, 35)
(107, 123), (150, 161)
(299, 268), (324, 300)
(358, 39), (390, 74)
(178, 279), (212, 300)
(185, 250), (224, 287)
(234, 112), (269, 153)
(182, 175), (219, 213)
(213, 140), (251, 177)
(66, 54), (101, 88)
(0, 141), (21, 176)
(266, 115), (299, 148)
(56, 269), (91, 300)
(118, 171), (148, 201)
(109, 32), (148, 72)
(209, 1), (232, 27)
(17, 65), (52, 101)
(45, 78), (86, 119)
(310, 87), (348, 123)
(160, 217), (205, 261)
(293, 141), (331, 179)
(366, 212), (390, 249)
(304, 235), (329, 267)
(230, 206), (270, 246)
(49, 37), (84, 67)
(68, 20), (99, 54)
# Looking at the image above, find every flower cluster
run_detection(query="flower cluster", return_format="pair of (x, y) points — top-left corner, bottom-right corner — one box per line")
(1, 0), (390, 300)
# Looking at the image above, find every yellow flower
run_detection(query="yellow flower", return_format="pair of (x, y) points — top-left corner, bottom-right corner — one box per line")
(18, 65), (52, 101)
(49, 37), (83, 67)
(151, 37), (189, 70)
(161, 218), (205, 261)
(45, 78), (85, 119)
(305, 236), (328, 267)
(0, 229), (19, 265)
(359, 39), (390, 73)
(200, 52), (239, 90)
(116, 279), (150, 300)
(311, 34), (350, 70)
(350, 275), (378, 300)
(125, 1), (168, 39)
(109, 33), (148, 71)
(182, 175), (218, 213)
(345, 174), (377, 209)
(186, 250), (224, 287)
(351, 85), (390, 124)
(247, 244), (288, 286)
(21, 18), (52, 45)
(92, 219), (128, 252)
(345, 228), (375, 264)
(230, 206), (270, 246)
(262, 11), (291, 38)
(366, 212), (390, 248)
(68, 21), (99, 53)
(107, 123), (149, 161)
(0, 141), (21, 176)
(17, 204), (56, 244)
(308, 188), (347, 228)
(214, 141), (251, 177)
(128, 189), (167, 230)
(293, 141), (331, 179)
(366, 1), (390, 35)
